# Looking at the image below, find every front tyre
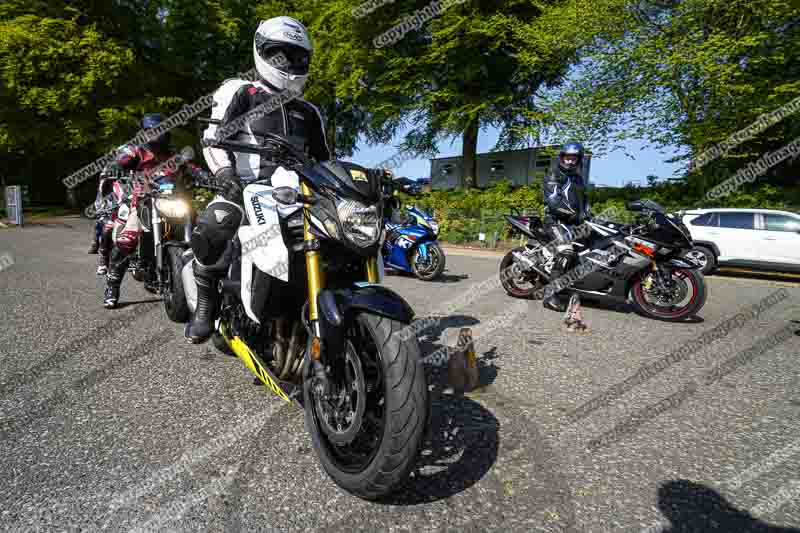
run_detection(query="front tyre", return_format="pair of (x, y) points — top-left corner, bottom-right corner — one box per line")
(163, 246), (191, 322)
(304, 313), (429, 500)
(130, 260), (146, 282)
(211, 331), (235, 356)
(411, 242), (445, 281)
(630, 267), (707, 321)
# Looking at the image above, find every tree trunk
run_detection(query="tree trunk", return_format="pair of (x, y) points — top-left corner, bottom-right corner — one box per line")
(461, 118), (479, 189)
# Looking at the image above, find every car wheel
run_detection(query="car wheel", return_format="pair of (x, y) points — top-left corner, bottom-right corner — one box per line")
(684, 246), (716, 275)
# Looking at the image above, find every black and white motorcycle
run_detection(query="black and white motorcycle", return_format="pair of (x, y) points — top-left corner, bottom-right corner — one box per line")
(500, 199), (707, 320)
(178, 131), (429, 499)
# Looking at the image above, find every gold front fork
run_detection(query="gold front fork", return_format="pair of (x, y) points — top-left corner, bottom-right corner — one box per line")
(365, 256), (379, 283)
(302, 182), (325, 322)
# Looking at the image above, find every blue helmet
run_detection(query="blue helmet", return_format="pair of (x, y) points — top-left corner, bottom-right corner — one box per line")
(559, 142), (584, 173)
(141, 113), (170, 151)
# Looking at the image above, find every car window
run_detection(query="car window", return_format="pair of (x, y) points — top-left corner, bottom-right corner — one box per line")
(690, 213), (715, 226)
(765, 214), (800, 232)
(718, 212), (754, 229)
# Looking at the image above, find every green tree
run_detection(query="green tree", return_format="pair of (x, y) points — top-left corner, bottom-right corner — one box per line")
(540, 0), (800, 188)
(357, 0), (609, 188)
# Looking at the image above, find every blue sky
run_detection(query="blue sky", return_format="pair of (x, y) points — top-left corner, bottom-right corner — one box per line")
(346, 125), (685, 187)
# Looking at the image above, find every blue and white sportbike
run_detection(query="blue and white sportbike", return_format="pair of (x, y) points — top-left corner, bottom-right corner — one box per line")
(383, 206), (446, 281)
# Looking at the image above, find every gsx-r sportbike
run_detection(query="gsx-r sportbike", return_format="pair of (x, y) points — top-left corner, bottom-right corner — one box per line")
(382, 204), (445, 281)
(500, 199), (707, 320)
(130, 160), (198, 323)
(182, 130), (429, 499)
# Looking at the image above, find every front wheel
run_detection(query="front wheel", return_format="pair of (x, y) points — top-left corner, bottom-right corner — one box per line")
(163, 246), (191, 323)
(304, 313), (429, 500)
(130, 257), (146, 282)
(411, 242), (445, 281)
(630, 267), (707, 321)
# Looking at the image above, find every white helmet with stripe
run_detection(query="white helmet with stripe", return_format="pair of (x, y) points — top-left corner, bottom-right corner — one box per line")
(253, 16), (313, 93)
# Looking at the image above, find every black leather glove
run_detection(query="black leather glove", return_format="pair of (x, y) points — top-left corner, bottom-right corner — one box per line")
(216, 167), (243, 202)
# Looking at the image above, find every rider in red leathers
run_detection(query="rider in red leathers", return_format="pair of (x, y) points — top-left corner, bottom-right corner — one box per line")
(100, 113), (206, 308)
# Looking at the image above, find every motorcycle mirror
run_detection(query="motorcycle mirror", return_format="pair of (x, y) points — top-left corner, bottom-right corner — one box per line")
(272, 187), (299, 205)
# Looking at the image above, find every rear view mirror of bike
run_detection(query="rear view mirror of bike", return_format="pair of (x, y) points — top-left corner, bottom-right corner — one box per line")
(272, 187), (299, 205)
(272, 187), (315, 205)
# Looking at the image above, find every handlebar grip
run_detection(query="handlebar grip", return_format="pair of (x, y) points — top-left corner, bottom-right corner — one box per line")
(203, 139), (265, 155)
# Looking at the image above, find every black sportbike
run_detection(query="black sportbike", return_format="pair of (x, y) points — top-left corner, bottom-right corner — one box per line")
(500, 200), (707, 320)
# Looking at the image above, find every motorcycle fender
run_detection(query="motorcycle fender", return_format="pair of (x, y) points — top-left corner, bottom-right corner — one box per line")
(412, 236), (437, 259)
(316, 285), (415, 355)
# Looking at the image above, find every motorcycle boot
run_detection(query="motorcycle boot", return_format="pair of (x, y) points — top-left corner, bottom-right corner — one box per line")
(89, 221), (101, 254)
(543, 247), (574, 313)
(97, 226), (113, 275)
(104, 248), (128, 309)
(184, 260), (223, 344)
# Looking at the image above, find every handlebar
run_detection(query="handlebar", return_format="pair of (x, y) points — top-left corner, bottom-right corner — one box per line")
(200, 128), (312, 169)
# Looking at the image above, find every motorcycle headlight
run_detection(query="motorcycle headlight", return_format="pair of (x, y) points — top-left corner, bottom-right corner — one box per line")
(428, 220), (439, 234)
(337, 199), (381, 248)
(156, 198), (189, 218)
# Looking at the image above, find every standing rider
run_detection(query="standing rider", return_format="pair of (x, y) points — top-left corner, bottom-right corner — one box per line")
(541, 142), (591, 312)
(185, 16), (331, 343)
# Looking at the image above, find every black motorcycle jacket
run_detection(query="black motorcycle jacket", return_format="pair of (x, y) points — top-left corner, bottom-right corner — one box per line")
(202, 78), (330, 200)
(543, 168), (590, 226)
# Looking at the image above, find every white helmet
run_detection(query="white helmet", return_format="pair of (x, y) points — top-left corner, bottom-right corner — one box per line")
(253, 17), (312, 93)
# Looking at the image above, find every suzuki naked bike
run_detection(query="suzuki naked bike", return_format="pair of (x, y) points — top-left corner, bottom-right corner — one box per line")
(131, 165), (196, 322)
(500, 199), (707, 320)
(382, 205), (445, 281)
(181, 129), (429, 499)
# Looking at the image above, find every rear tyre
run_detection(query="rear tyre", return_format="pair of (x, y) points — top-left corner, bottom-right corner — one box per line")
(304, 313), (429, 500)
(630, 267), (707, 321)
(499, 247), (542, 299)
(164, 246), (191, 323)
(411, 242), (445, 281)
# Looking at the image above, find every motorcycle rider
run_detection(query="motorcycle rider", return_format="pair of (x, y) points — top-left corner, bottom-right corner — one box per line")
(185, 16), (331, 343)
(379, 170), (411, 225)
(541, 141), (591, 312)
(102, 113), (203, 308)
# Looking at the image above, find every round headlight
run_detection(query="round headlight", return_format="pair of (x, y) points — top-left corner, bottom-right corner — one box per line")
(156, 198), (189, 218)
(337, 199), (381, 248)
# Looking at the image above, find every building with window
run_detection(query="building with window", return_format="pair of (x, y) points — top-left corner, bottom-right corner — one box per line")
(429, 145), (591, 190)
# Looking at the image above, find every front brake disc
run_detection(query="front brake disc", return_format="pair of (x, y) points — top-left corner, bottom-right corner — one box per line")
(314, 342), (367, 446)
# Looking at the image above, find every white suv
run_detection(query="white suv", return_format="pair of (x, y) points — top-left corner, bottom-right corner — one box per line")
(681, 208), (800, 274)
